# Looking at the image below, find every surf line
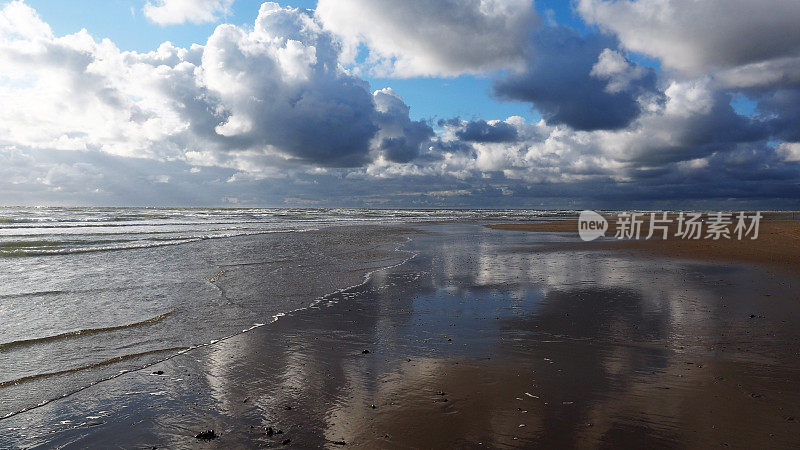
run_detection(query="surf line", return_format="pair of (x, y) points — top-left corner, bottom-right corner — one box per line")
(0, 233), (419, 422)
(0, 311), (174, 352)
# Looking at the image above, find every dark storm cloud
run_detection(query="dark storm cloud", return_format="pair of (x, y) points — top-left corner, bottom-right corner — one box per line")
(626, 92), (771, 166)
(493, 27), (658, 131)
(244, 75), (379, 167)
(379, 134), (428, 163)
(429, 139), (475, 155)
(455, 119), (518, 143)
(678, 93), (768, 146)
(752, 87), (800, 142)
(373, 88), (435, 163)
(628, 144), (800, 204)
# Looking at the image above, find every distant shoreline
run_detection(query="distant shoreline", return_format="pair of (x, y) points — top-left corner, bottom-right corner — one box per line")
(487, 215), (800, 275)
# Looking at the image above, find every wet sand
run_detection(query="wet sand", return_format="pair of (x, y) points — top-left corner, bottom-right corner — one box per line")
(2, 223), (800, 448)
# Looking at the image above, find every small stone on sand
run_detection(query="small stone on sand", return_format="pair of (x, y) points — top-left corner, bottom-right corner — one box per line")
(195, 430), (216, 440)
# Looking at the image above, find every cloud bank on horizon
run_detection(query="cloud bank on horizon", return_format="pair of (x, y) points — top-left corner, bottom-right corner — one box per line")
(1, 0), (799, 207)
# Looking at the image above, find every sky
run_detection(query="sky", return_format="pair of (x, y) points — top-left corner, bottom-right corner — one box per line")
(1, 0), (799, 208)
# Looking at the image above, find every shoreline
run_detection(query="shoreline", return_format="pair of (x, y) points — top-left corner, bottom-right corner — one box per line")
(0, 224), (417, 422)
(0, 230), (417, 422)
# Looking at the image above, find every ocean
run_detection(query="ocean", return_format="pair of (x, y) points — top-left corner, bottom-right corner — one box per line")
(0, 207), (559, 419)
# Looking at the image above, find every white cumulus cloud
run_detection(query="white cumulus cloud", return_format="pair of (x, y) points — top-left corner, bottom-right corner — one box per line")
(315, 0), (538, 77)
(143, 0), (234, 26)
(576, 0), (800, 87)
(1, 0), (799, 207)
(0, 1), (431, 172)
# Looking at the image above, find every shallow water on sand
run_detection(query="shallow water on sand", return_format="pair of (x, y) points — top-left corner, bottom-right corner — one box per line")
(2, 223), (800, 448)
(1, 208), (567, 419)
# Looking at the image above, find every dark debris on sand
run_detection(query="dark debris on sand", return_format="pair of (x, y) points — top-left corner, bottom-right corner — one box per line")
(195, 429), (216, 440)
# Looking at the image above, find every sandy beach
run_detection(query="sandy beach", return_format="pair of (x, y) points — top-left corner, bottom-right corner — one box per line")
(2, 220), (799, 448)
(489, 215), (800, 275)
(3, 0), (800, 447)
